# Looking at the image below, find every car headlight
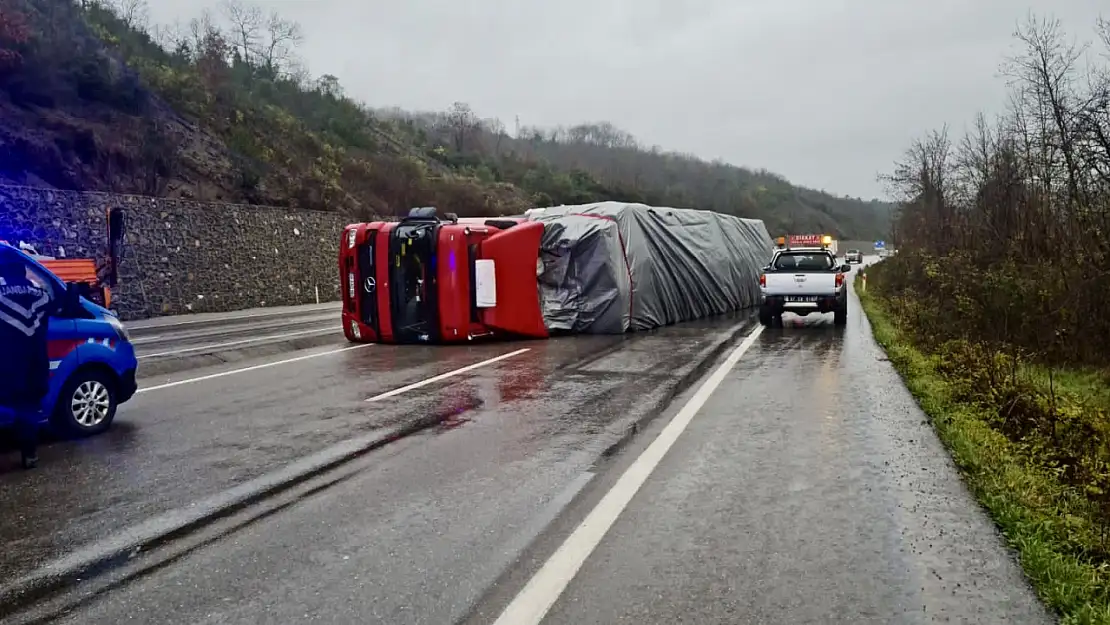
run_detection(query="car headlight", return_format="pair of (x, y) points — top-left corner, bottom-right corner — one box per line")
(346, 229), (357, 248)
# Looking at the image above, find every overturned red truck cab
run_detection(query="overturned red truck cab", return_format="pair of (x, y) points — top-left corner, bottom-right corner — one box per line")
(339, 207), (549, 343)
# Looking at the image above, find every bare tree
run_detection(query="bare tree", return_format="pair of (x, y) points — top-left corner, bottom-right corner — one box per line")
(188, 11), (231, 88)
(881, 127), (954, 251)
(884, 128), (951, 203)
(285, 58), (311, 88)
(187, 9), (221, 59)
(106, 0), (148, 29)
(1080, 17), (1110, 192)
(219, 0), (262, 65)
(1098, 16), (1110, 56)
(564, 122), (639, 149)
(486, 118), (506, 155)
(151, 19), (190, 57)
(258, 9), (302, 74)
(217, 0), (302, 75)
(446, 102), (480, 152)
(953, 113), (997, 199)
(1005, 14), (1089, 206)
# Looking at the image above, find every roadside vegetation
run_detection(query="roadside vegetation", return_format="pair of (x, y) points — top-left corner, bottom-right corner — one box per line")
(0, 0), (891, 235)
(862, 14), (1110, 623)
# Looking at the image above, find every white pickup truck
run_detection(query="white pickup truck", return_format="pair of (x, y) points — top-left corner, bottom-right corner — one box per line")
(759, 247), (851, 326)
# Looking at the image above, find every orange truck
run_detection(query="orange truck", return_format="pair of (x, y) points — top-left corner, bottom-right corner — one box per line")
(16, 247), (108, 307)
(1, 207), (125, 309)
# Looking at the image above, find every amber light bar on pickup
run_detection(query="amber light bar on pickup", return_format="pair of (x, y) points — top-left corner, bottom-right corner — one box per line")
(775, 234), (834, 249)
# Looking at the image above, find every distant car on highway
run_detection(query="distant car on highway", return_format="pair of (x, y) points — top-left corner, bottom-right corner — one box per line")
(845, 249), (862, 263)
(759, 239), (851, 326)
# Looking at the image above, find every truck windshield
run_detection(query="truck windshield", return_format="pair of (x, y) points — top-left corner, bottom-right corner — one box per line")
(389, 221), (437, 342)
(774, 253), (834, 271)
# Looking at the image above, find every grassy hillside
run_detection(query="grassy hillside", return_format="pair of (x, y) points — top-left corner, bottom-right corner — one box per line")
(0, 0), (893, 237)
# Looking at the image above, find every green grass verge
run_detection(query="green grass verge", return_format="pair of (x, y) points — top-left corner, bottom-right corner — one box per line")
(856, 280), (1110, 624)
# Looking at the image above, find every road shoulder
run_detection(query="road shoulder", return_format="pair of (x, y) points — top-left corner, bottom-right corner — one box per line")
(858, 277), (1108, 622)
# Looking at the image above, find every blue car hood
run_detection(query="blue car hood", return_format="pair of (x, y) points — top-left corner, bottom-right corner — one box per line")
(80, 297), (116, 320)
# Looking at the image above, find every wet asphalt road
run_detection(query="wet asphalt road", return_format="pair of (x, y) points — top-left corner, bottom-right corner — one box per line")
(483, 271), (1052, 624)
(2, 260), (1053, 624)
(128, 304), (342, 377)
(130, 311), (337, 354)
(0, 311), (751, 619)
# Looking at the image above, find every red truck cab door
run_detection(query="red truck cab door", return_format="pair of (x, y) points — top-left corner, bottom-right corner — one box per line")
(476, 221), (548, 339)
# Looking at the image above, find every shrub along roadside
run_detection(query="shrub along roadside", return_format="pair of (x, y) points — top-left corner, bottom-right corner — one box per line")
(856, 271), (1110, 625)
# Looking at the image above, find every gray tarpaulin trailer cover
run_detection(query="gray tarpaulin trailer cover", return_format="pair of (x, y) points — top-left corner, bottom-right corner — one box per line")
(529, 202), (774, 334)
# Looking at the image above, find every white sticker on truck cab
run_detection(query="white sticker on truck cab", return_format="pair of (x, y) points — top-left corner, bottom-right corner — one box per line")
(475, 259), (497, 308)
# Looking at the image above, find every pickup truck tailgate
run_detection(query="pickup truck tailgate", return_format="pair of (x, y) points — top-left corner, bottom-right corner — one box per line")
(763, 272), (838, 295)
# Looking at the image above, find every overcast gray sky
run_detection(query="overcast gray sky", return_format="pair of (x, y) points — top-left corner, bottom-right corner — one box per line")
(145, 0), (1107, 200)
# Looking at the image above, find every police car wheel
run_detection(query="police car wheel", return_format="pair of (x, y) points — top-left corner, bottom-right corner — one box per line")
(55, 370), (118, 437)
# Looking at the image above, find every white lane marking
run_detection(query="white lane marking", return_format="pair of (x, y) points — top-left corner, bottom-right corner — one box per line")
(138, 344), (373, 393)
(366, 348), (531, 402)
(492, 325), (763, 625)
(137, 328), (337, 359)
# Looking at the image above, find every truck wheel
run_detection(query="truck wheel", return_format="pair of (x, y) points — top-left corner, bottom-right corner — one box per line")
(759, 306), (772, 326)
(54, 369), (118, 437)
(834, 305), (847, 326)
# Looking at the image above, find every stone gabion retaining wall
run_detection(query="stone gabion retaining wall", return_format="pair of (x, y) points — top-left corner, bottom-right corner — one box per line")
(0, 185), (348, 320)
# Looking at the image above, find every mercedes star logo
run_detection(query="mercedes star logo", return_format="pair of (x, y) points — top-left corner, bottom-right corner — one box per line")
(363, 276), (376, 293)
